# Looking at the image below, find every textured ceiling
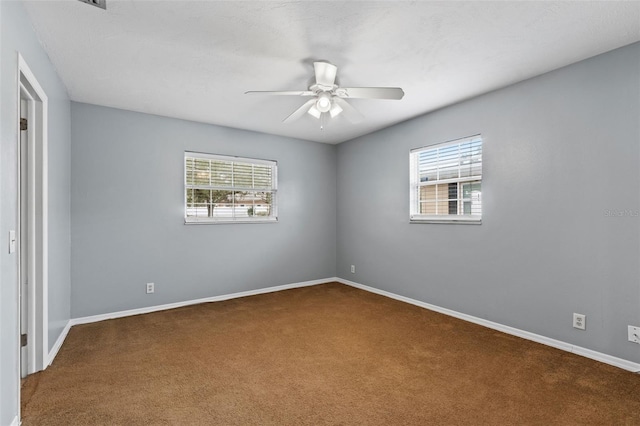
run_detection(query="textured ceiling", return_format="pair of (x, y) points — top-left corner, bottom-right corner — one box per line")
(23, 1), (640, 144)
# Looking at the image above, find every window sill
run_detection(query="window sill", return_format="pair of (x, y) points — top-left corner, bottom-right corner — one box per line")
(184, 217), (278, 225)
(410, 216), (481, 225)
(410, 220), (481, 225)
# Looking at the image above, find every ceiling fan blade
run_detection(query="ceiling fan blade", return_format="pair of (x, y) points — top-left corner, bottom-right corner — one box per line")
(245, 90), (315, 96)
(336, 87), (404, 100)
(333, 98), (364, 123)
(283, 99), (317, 123)
(314, 62), (338, 87)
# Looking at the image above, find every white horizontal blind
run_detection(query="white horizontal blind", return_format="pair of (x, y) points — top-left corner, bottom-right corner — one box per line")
(184, 152), (277, 223)
(410, 135), (482, 223)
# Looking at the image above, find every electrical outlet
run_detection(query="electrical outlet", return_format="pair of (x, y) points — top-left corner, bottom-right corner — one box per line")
(573, 313), (586, 330)
(350, 265), (355, 274)
(146, 283), (154, 294)
(628, 326), (640, 344)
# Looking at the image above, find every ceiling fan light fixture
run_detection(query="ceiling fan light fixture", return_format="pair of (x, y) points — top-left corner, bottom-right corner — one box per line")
(316, 93), (332, 113)
(307, 105), (321, 119)
(246, 61), (404, 125)
(329, 102), (343, 118)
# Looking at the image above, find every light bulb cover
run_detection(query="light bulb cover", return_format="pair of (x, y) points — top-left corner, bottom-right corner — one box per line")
(307, 105), (321, 119)
(329, 102), (343, 118)
(315, 93), (332, 113)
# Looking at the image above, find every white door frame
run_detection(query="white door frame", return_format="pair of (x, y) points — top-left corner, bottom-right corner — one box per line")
(19, 88), (32, 378)
(16, 53), (49, 382)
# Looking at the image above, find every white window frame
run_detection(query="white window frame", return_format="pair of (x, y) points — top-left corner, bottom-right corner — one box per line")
(184, 151), (278, 224)
(410, 135), (482, 224)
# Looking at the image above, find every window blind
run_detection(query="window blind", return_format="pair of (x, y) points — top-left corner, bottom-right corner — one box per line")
(184, 152), (277, 223)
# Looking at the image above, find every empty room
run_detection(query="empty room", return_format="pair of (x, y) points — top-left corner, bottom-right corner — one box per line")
(1, 0), (639, 425)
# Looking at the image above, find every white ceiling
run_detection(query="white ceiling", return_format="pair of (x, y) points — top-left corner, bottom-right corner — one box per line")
(23, 0), (640, 144)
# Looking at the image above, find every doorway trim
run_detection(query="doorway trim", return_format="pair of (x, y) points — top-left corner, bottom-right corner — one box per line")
(16, 53), (49, 381)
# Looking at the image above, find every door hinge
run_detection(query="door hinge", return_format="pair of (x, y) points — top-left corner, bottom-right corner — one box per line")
(20, 118), (27, 131)
(21, 333), (27, 347)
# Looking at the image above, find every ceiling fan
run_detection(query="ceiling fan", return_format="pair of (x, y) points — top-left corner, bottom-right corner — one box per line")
(245, 61), (404, 126)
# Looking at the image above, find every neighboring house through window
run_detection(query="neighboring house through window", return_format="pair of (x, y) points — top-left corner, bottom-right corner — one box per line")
(185, 152), (277, 223)
(410, 135), (482, 223)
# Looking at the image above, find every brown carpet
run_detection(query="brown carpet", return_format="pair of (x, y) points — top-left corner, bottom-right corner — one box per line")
(21, 282), (640, 425)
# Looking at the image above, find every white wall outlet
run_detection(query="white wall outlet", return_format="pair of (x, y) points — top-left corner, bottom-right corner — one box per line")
(573, 313), (586, 330)
(628, 326), (640, 344)
(350, 265), (355, 274)
(146, 282), (154, 294)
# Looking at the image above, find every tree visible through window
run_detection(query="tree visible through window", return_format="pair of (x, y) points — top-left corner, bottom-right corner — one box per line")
(184, 152), (277, 223)
(410, 135), (482, 223)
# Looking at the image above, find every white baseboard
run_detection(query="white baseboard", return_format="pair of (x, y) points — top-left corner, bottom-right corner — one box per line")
(336, 277), (640, 373)
(10, 414), (20, 426)
(47, 320), (72, 367)
(70, 277), (333, 326)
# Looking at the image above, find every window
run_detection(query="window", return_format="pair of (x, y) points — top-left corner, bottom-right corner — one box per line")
(185, 152), (277, 223)
(410, 135), (482, 223)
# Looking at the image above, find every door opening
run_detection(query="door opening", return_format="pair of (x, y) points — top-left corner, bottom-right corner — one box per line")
(16, 53), (49, 386)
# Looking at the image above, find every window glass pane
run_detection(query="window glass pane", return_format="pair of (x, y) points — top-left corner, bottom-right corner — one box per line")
(448, 183), (458, 215)
(185, 158), (195, 185)
(419, 184), (450, 215)
(436, 183), (449, 214)
(418, 150), (438, 182)
(211, 160), (232, 186)
(197, 189), (213, 217)
(185, 189), (211, 217)
(420, 201), (437, 215)
(211, 190), (232, 205)
(420, 200), (449, 215)
(193, 159), (210, 185)
(257, 191), (273, 216)
(244, 191), (273, 217)
(438, 165), (459, 180)
(193, 189), (211, 204)
(189, 203), (209, 217)
(253, 164), (273, 189)
(234, 192), (250, 218)
(462, 181), (481, 197)
(211, 190), (234, 218)
(462, 181), (482, 215)
(186, 188), (199, 217)
(470, 161), (482, 176)
(233, 163), (253, 189)
(419, 185), (436, 202)
(233, 190), (248, 205)
(246, 195), (256, 218)
(438, 145), (459, 166)
(460, 159), (482, 178)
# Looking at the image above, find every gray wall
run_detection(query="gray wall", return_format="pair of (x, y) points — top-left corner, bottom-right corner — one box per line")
(0, 1), (71, 424)
(337, 42), (640, 363)
(70, 103), (337, 318)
